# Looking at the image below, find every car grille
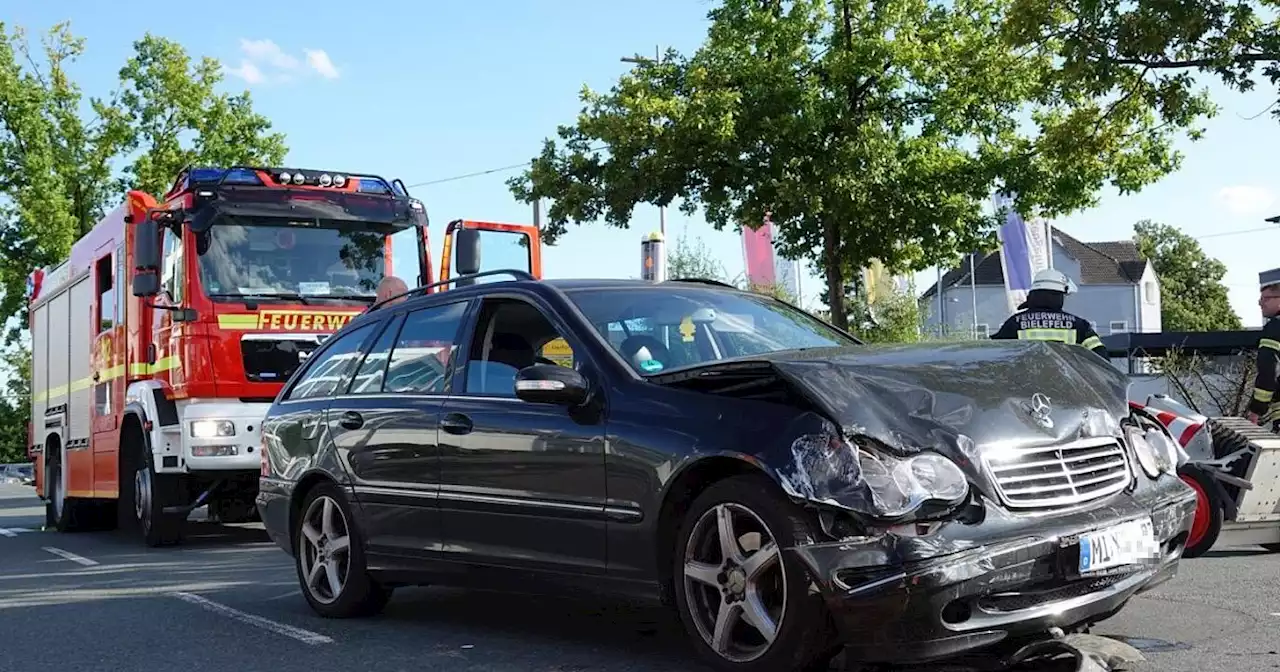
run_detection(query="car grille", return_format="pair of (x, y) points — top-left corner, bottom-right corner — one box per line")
(984, 436), (1131, 511)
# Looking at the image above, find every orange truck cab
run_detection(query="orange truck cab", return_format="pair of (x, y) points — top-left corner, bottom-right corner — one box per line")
(26, 166), (545, 546)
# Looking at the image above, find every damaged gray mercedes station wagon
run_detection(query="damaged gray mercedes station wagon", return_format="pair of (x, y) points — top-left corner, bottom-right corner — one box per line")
(257, 277), (1198, 672)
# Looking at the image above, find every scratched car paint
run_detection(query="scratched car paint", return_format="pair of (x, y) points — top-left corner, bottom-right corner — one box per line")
(255, 278), (1198, 672)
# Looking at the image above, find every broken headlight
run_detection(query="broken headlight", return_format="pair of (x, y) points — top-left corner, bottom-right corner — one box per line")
(1126, 424), (1177, 478)
(781, 432), (969, 521)
(859, 449), (969, 518)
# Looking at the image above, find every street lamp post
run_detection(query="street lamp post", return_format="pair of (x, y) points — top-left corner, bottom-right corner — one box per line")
(621, 45), (666, 236)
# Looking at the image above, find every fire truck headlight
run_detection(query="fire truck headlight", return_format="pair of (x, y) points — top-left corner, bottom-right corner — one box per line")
(191, 420), (235, 439)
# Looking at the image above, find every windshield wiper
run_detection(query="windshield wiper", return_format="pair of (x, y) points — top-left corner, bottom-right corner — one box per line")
(208, 292), (313, 305)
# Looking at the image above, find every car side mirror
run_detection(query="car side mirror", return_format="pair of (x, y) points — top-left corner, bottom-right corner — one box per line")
(514, 364), (588, 406)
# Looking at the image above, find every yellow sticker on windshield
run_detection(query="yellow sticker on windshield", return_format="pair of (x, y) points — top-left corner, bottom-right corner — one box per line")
(679, 316), (696, 342)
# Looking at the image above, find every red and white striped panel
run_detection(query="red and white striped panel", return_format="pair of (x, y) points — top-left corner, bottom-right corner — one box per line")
(1129, 401), (1205, 448)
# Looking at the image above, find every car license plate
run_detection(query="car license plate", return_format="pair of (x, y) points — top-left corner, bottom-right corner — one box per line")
(1078, 517), (1157, 575)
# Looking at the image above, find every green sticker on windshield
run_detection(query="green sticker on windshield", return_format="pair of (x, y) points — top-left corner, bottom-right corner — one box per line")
(639, 359), (664, 373)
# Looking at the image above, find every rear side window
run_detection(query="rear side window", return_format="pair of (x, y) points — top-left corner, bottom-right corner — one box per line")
(384, 301), (468, 394)
(347, 315), (404, 395)
(286, 323), (376, 400)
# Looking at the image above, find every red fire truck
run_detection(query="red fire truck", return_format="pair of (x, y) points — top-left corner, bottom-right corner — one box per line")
(26, 166), (543, 546)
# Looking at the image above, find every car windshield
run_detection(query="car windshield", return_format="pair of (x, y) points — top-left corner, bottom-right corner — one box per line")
(197, 220), (388, 302)
(565, 285), (860, 375)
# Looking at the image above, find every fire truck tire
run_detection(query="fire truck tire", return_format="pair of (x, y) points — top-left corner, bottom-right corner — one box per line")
(135, 456), (185, 547)
(43, 452), (91, 533)
(294, 481), (392, 618)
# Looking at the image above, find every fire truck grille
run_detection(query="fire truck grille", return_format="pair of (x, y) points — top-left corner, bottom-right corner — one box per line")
(984, 436), (1132, 512)
(242, 338), (321, 383)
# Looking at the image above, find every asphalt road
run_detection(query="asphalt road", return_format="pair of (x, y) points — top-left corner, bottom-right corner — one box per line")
(0, 482), (1276, 672)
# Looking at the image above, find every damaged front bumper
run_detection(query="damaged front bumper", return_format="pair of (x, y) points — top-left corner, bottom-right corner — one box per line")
(788, 475), (1198, 664)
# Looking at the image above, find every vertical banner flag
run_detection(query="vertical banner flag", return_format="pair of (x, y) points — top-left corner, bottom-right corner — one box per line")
(743, 214), (801, 299)
(992, 192), (1050, 312)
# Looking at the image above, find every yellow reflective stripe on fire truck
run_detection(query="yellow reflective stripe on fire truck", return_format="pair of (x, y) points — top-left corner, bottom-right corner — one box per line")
(218, 313), (261, 330)
(127, 356), (181, 375)
(33, 358), (178, 403)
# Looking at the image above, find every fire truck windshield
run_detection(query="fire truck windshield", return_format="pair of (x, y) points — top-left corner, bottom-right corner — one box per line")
(197, 220), (388, 303)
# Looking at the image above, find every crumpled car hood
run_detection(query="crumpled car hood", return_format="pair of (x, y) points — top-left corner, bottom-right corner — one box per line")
(762, 340), (1129, 451)
(653, 339), (1133, 517)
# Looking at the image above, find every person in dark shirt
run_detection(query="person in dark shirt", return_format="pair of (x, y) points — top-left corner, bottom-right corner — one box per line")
(990, 268), (1107, 358)
(1245, 268), (1280, 427)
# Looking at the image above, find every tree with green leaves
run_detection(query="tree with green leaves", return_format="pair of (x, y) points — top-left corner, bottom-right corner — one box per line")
(1003, 0), (1272, 126)
(0, 344), (30, 463)
(1133, 220), (1243, 332)
(0, 23), (287, 342)
(666, 232), (730, 282)
(509, 0), (1206, 330)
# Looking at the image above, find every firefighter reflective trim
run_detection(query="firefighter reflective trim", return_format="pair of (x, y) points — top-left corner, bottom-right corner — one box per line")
(1016, 328), (1077, 343)
(1260, 338), (1280, 351)
(1263, 403), (1280, 425)
(1080, 335), (1103, 350)
(217, 310), (360, 331)
(1254, 387), (1275, 403)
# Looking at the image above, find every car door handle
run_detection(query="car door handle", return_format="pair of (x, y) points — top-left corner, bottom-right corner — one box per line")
(338, 411), (364, 430)
(440, 413), (473, 435)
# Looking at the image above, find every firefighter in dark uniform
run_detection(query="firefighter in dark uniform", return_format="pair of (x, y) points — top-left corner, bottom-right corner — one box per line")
(990, 268), (1107, 358)
(1245, 268), (1280, 428)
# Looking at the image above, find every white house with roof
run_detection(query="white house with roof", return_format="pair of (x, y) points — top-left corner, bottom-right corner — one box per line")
(919, 229), (1162, 338)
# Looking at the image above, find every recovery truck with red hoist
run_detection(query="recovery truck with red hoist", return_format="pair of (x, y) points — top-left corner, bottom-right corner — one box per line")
(26, 166), (544, 546)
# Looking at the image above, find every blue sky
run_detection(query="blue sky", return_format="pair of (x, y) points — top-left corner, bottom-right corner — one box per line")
(11, 0), (1280, 327)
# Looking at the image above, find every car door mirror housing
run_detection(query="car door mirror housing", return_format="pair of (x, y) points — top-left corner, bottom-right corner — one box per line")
(514, 364), (588, 406)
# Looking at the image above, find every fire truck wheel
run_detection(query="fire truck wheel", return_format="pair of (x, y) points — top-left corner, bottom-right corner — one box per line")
(44, 453), (90, 533)
(134, 455), (185, 547)
(294, 481), (392, 618)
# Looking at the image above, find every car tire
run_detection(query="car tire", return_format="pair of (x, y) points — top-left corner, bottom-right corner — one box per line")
(671, 473), (837, 672)
(294, 481), (392, 618)
(1178, 465), (1222, 559)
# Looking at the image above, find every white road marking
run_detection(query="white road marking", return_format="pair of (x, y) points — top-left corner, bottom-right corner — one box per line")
(170, 592), (334, 645)
(41, 546), (98, 566)
(0, 529), (15, 538)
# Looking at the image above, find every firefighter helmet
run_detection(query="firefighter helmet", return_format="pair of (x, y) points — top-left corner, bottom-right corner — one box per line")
(1030, 268), (1077, 295)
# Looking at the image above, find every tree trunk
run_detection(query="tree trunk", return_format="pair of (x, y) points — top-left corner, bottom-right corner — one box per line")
(823, 218), (847, 330)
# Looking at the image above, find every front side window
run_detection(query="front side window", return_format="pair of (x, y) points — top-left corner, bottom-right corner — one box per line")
(460, 298), (576, 397)
(566, 286), (858, 375)
(287, 323), (376, 400)
(383, 301), (468, 394)
(197, 219), (389, 304)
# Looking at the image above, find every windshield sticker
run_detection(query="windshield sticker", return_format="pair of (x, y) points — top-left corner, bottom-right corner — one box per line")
(298, 281), (331, 295)
(639, 359), (664, 373)
(679, 316), (697, 342)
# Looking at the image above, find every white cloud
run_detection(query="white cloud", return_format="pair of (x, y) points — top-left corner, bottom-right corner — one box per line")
(1217, 185), (1276, 216)
(304, 49), (340, 79)
(224, 60), (264, 85)
(239, 39), (300, 71)
(224, 39), (338, 85)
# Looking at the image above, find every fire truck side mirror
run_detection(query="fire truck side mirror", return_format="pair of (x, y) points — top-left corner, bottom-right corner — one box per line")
(132, 214), (162, 297)
(456, 228), (482, 276)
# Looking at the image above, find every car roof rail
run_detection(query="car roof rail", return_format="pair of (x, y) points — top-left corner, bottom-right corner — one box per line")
(665, 277), (739, 289)
(367, 269), (536, 312)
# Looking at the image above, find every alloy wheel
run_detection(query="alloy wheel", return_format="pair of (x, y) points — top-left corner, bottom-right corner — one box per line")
(299, 495), (352, 605)
(682, 502), (786, 663)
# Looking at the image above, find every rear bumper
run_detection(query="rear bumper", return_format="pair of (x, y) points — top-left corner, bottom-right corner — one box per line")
(789, 474), (1198, 664)
(257, 477), (294, 554)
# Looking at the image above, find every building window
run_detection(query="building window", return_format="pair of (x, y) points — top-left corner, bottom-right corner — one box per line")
(1109, 321), (1128, 334)
(1143, 281), (1158, 304)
